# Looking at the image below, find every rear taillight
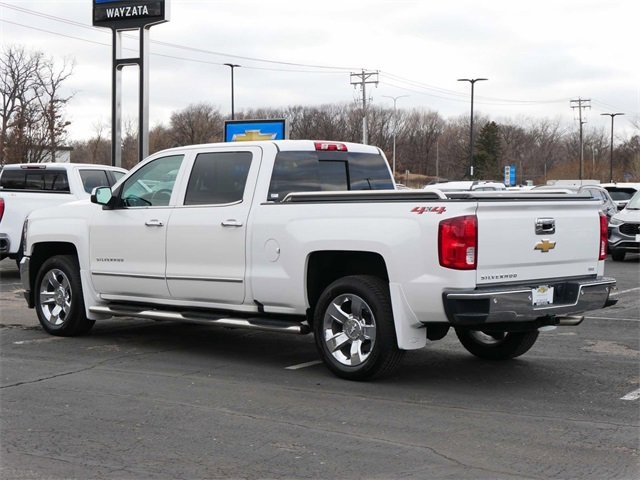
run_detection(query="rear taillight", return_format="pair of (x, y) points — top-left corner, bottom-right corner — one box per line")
(314, 142), (348, 151)
(0, 198), (4, 223)
(599, 212), (608, 260)
(439, 215), (477, 270)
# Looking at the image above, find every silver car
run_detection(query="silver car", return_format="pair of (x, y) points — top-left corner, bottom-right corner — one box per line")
(532, 184), (618, 220)
(608, 190), (640, 261)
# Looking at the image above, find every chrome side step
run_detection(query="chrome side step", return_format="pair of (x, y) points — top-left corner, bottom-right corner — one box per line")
(89, 305), (310, 335)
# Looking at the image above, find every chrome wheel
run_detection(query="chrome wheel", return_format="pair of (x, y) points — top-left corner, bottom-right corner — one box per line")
(322, 293), (377, 367)
(34, 255), (94, 336)
(38, 268), (72, 327)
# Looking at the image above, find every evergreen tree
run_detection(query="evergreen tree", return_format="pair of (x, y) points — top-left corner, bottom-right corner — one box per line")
(474, 121), (501, 179)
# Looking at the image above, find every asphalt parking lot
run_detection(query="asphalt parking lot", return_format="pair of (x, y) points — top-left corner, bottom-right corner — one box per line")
(1, 256), (638, 479)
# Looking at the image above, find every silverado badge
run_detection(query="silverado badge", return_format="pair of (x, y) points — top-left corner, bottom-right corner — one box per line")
(534, 239), (556, 253)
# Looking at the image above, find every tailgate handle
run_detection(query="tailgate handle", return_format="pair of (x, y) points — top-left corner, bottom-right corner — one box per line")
(535, 218), (555, 234)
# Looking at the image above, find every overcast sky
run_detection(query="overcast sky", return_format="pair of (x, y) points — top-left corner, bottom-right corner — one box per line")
(1, 0), (638, 142)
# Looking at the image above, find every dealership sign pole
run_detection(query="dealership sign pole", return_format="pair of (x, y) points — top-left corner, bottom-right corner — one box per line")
(93, 0), (169, 167)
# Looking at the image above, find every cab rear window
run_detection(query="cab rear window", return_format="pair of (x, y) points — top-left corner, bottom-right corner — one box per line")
(0, 168), (70, 192)
(268, 151), (393, 201)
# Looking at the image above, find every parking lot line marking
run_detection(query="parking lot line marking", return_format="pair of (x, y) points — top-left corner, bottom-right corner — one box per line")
(621, 388), (640, 401)
(585, 316), (639, 322)
(616, 287), (640, 295)
(285, 360), (323, 370)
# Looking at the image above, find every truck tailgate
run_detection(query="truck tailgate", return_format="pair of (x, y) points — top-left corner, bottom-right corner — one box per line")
(476, 198), (602, 285)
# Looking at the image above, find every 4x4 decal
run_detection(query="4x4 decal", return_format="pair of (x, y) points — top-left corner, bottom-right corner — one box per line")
(411, 206), (446, 215)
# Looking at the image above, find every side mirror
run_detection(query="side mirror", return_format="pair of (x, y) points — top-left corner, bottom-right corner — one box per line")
(91, 186), (113, 206)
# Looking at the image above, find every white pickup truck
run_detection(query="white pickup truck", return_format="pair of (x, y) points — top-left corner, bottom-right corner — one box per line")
(19, 140), (617, 380)
(0, 163), (126, 266)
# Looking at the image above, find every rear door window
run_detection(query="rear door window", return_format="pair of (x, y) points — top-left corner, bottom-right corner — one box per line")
(79, 169), (110, 193)
(184, 152), (252, 205)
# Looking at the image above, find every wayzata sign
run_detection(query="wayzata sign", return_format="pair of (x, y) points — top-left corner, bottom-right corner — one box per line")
(93, 0), (169, 29)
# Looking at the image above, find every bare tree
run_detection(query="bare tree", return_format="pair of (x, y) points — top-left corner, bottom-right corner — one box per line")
(0, 46), (41, 164)
(170, 103), (223, 145)
(1, 45), (74, 164)
(35, 56), (74, 162)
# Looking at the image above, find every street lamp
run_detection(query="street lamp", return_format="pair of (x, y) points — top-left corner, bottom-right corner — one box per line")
(457, 78), (488, 177)
(600, 112), (624, 182)
(223, 63), (240, 120)
(383, 95), (408, 178)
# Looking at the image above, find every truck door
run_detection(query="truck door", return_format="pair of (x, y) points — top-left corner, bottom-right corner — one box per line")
(165, 147), (261, 305)
(90, 154), (185, 298)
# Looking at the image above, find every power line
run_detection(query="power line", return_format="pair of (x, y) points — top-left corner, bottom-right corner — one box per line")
(381, 72), (566, 105)
(0, 18), (349, 74)
(2, 2), (630, 115)
(0, 2), (357, 72)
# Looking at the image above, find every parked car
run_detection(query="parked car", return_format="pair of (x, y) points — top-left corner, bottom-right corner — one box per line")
(608, 190), (640, 261)
(602, 182), (640, 210)
(0, 162), (126, 265)
(531, 184), (618, 220)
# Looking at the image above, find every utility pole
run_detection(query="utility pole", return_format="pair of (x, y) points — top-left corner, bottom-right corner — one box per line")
(224, 63), (240, 120)
(458, 78), (488, 178)
(382, 95), (408, 177)
(350, 70), (378, 144)
(600, 112), (624, 182)
(570, 98), (591, 180)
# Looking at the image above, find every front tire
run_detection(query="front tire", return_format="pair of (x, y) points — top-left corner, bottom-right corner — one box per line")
(455, 329), (539, 360)
(313, 275), (404, 381)
(34, 255), (95, 336)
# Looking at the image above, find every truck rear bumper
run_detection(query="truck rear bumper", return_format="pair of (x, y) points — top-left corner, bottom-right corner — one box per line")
(442, 276), (617, 327)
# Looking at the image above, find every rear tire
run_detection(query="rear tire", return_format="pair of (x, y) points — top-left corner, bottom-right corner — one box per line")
(313, 275), (404, 381)
(455, 329), (539, 360)
(611, 251), (625, 261)
(34, 255), (95, 336)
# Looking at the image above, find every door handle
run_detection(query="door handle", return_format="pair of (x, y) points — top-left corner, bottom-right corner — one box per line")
(221, 219), (243, 227)
(145, 219), (164, 227)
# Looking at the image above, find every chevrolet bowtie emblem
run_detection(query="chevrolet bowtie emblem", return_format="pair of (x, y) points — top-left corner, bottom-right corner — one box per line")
(534, 239), (556, 253)
(232, 130), (277, 142)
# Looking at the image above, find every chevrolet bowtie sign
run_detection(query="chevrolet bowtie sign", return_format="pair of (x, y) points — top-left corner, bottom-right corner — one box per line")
(534, 239), (557, 253)
(93, 0), (169, 29)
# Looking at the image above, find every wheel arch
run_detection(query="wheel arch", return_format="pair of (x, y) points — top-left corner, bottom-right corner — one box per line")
(27, 242), (79, 304)
(306, 250), (389, 320)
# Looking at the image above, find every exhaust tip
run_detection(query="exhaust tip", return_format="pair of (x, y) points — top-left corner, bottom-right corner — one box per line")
(556, 315), (584, 326)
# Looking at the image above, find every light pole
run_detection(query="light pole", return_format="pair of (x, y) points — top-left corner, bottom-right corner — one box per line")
(601, 112), (624, 182)
(383, 95), (408, 178)
(223, 63), (240, 120)
(458, 78), (488, 177)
